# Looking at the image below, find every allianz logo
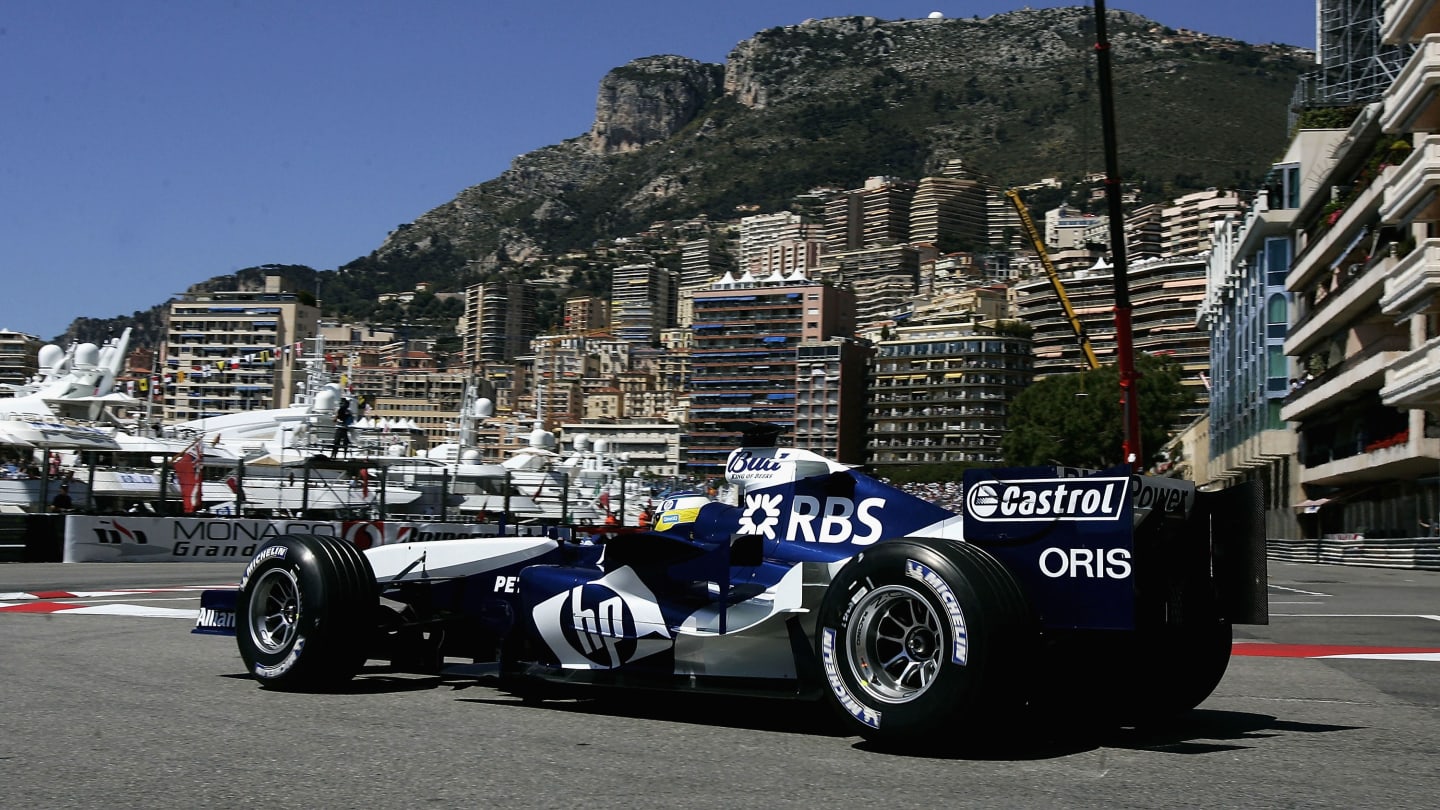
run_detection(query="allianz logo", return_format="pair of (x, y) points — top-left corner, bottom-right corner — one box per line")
(965, 477), (1128, 522)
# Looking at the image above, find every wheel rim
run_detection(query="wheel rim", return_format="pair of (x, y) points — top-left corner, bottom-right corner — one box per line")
(248, 568), (302, 655)
(845, 584), (944, 703)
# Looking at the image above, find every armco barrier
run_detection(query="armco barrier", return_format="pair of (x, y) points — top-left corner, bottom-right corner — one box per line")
(1269, 535), (1440, 571)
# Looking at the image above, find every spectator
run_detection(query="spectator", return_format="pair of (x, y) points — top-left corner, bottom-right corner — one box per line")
(331, 399), (354, 456)
(50, 484), (74, 513)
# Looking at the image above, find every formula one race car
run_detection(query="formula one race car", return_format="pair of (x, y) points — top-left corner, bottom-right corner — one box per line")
(195, 434), (1267, 746)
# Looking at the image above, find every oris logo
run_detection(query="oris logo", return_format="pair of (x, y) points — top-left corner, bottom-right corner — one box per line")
(966, 477), (1128, 522)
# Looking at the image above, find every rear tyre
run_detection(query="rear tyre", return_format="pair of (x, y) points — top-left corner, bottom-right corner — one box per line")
(1112, 620), (1232, 725)
(236, 534), (378, 690)
(815, 539), (1034, 747)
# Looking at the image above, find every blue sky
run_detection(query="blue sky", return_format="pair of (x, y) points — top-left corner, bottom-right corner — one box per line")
(1, 1), (1316, 341)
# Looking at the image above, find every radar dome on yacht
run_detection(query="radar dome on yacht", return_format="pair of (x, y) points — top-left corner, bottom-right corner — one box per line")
(528, 427), (556, 450)
(37, 344), (64, 372)
(471, 398), (495, 418)
(461, 448), (481, 463)
(75, 343), (100, 367)
(593, 438), (610, 454)
(314, 387), (340, 410)
(572, 434), (591, 452)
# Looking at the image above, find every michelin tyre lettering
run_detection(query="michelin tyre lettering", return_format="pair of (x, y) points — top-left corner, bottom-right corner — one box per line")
(814, 538), (1036, 746)
(235, 534), (377, 690)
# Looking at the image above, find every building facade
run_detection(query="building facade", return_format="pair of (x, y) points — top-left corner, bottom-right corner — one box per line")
(1015, 255), (1212, 419)
(461, 281), (537, 371)
(0, 329), (40, 388)
(611, 264), (676, 346)
(163, 275), (318, 422)
(867, 321), (1033, 467)
(686, 276), (859, 474)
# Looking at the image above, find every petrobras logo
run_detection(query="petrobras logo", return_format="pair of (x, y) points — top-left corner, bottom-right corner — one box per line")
(725, 449), (793, 484)
(965, 476), (1128, 523)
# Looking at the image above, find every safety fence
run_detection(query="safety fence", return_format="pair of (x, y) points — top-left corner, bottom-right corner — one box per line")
(1268, 535), (1440, 571)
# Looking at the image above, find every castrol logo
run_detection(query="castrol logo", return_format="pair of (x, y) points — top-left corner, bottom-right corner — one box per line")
(965, 477), (1128, 523)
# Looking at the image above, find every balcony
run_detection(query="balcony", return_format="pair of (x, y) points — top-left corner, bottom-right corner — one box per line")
(1383, 35), (1440, 132)
(1289, 170), (1388, 291)
(1382, 3), (1440, 46)
(1281, 345), (1407, 422)
(1380, 134), (1440, 225)
(1380, 237), (1440, 315)
(1300, 433), (1440, 488)
(1382, 334), (1440, 409)
(1284, 257), (1390, 357)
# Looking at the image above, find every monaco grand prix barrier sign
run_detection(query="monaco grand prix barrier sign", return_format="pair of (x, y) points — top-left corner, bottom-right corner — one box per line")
(63, 515), (537, 562)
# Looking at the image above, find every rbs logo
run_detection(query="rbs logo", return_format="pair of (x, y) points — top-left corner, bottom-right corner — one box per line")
(784, 495), (886, 545)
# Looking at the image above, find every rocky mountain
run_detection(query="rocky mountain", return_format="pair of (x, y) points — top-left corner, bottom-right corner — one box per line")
(67, 6), (1311, 347)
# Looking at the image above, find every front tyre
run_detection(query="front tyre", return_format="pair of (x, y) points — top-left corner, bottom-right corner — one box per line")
(815, 539), (1034, 746)
(236, 534), (378, 690)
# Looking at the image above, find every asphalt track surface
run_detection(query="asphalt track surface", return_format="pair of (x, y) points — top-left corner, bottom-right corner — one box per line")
(2, 560), (1437, 809)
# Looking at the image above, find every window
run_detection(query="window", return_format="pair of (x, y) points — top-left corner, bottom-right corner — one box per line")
(1267, 293), (1288, 339)
(1264, 237), (1290, 288)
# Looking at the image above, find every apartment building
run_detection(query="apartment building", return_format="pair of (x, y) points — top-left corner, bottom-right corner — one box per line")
(0, 329), (40, 388)
(1015, 255), (1212, 418)
(461, 280), (536, 371)
(1280, 97), (1439, 537)
(1251, 0), (1439, 537)
(824, 176), (917, 251)
(813, 244), (923, 331)
(910, 166), (990, 253)
(686, 275), (859, 474)
(867, 321), (1033, 467)
(611, 264), (677, 346)
(163, 275), (318, 421)
(678, 236), (729, 293)
(563, 297), (611, 334)
(1196, 133), (1336, 539)
(794, 337), (873, 462)
(1162, 189), (1248, 257)
(739, 211), (822, 274)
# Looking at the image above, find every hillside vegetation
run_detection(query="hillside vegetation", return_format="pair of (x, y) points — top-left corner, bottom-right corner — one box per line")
(66, 7), (1310, 347)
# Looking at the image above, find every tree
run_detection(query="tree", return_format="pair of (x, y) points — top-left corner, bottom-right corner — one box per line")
(1002, 353), (1195, 468)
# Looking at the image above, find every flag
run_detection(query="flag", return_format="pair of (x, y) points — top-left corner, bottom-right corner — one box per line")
(359, 467), (370, 499)
(172, 440), (204, 514)
(225, 475), (247, 503)
(225, 459), (248, 504)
